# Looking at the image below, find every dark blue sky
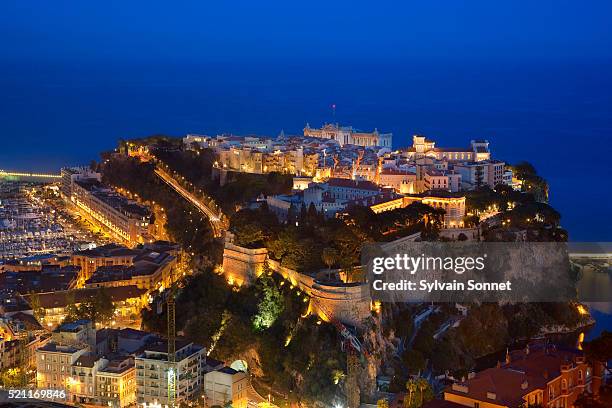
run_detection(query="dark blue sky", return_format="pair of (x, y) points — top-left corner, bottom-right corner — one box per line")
(2, 1), (612, 62)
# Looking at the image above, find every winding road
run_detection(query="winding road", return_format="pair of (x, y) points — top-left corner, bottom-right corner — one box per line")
(153, 166), (227, 238)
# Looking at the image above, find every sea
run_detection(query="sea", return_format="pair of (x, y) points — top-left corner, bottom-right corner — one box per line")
(1, 58), (611, 334)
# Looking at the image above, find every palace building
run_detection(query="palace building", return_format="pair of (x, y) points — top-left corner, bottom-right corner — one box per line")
(304, 123), (392, 147)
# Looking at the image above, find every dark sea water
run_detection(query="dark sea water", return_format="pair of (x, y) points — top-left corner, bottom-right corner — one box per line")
(1, 59), (611, 241)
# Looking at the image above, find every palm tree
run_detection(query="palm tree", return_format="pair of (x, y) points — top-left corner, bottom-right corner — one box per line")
(377, 399), (390, 408)
(321, 247), (339, 280)
(405, 379), (417, 408)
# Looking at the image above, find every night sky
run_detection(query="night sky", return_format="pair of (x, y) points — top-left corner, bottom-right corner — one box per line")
(2, 1), (611, 63)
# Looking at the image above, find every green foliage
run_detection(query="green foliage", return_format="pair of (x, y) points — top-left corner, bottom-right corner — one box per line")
(252, 272), (285, 332)
(28, 292), (46, 320)
(341, 202), (443, 242)
(507, 201), (561, 228)
(453, 303), (509, 358)
(214, 172), (292, 214)
(377, 399), (390, 408)
(509, 161), (549, 202)
(64, 288), (116, 325)
(230, 207), (280, 248)
(321, 247), (340, 270)
(0, 367), (26, 388)
(404, 377), (434, 408)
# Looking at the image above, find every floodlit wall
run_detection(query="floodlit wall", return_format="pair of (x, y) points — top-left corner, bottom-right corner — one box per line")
(221, 242), (371, 326)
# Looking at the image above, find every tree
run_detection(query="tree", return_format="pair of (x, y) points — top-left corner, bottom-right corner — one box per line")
(404, 378), (433, 408)
(377, 398), (390, 408)
(252, 272), (284, 332)
(0, 367), (25, 388)
(233, 223), (265, 248)
(321, 247), (339, 279)
(28, 292), (46, 321)
(63, 289), (116, 325)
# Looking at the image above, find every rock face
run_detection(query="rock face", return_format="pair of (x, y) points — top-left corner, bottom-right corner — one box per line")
(222, 240), (371, 327)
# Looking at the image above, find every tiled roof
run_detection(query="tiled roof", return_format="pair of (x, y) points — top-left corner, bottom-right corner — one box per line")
(326, 178), (380, 191)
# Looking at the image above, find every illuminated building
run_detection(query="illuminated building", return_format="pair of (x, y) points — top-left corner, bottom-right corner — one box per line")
(79, 244), (177, 292)
(26, 286), (147, 329)
(135, 339), (205, 406)
(379, 169), (417, 194)
(454, 160), (505, 190)
(96, 356), (136, 408)
(404, 192), (466, 228)
(303, 123), (392, 147)
(444, 344), (592, 408)
(71, 244), (141, 286)
(405, 136), (491, 162)
(36, 321), (139, 406)
(203, 366), (249, 408)
(35, 321), (96, 401)
(215, 145), (319, 175)
(36, 342), (90, 399)
(70, 178), (151, 246)
(267, 178), (393, 220)
(60, 166), (101, 198)
(71, 241), (178, 288)
(423, 168), (462, 192)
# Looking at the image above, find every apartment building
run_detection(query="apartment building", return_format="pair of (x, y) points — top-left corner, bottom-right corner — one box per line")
(135, 339), (205, 406)
(444, 345), (591, 408)
(379, 169), (417, 194)
(60, 166), (101, 198)
(71, 244), (140, 285)
(84, 250), (177, 292)
(35, 321), (96, 401)
(96, 356), (137, 408)
(454, 160), (505, 190)
(26, 286), (147, 328)
(70, 178), (151, 245)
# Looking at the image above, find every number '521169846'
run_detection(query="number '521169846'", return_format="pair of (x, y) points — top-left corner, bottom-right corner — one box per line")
(7, 389), (67, 400)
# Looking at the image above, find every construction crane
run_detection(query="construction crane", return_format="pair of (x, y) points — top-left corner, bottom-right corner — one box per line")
(167, 288), (177, 407)
(311, 299), (368, 408)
